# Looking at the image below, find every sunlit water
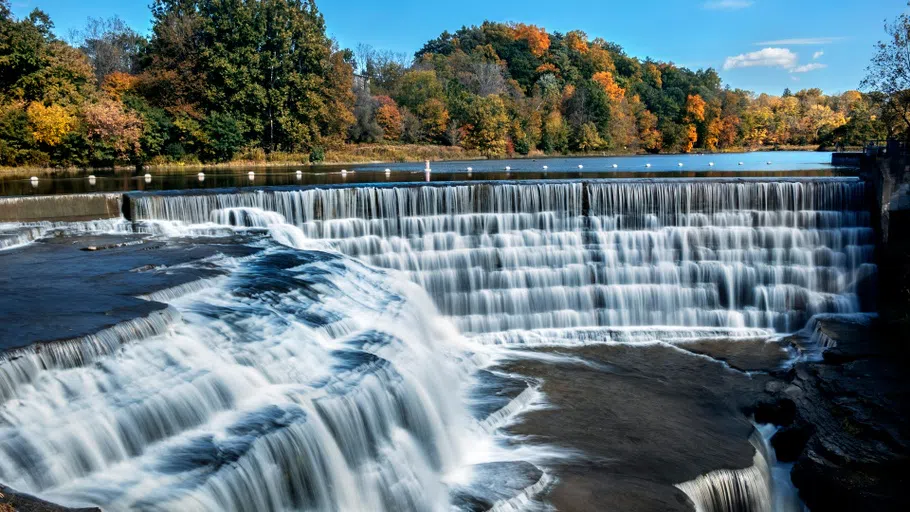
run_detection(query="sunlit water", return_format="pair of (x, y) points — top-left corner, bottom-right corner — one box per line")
(0, 151), (850, 197)
(0, 176), (874, 511)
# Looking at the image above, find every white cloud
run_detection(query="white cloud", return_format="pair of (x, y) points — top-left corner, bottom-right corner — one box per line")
(723, 48), (798, 70)
(703, 0), (754, 9)
(813, 51), (824, 60)
(755, 37), (844, 46)
(790, 63), (827, 73)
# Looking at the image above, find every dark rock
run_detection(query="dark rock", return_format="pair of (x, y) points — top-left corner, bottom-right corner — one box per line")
(773, 316), (910, 511)
(771, 422), (814, 462)
(0, 233), (260, 352)
(751, 397), (797, 426)
(499, 343), (774, 511)
(0, 484), (100, 512)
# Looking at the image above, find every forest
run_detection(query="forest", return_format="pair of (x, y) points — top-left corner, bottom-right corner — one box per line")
(0, 0), (904, 168)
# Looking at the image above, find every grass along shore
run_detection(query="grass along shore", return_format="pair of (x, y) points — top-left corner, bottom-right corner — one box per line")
(0, 143), (838, 178)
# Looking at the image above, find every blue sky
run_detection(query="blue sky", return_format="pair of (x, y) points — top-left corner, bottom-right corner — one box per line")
(10, 0), (907, 94)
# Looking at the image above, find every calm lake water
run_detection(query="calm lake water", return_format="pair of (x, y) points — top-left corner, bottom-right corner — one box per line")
(0, 151), (853, 196)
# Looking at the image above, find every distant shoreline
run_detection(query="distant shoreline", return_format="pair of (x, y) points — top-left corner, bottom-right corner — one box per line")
(0, 144), (843, 178)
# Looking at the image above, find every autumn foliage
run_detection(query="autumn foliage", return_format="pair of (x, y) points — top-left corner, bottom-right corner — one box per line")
(510, 24), (550, 58)
(0, 2), (900, 168)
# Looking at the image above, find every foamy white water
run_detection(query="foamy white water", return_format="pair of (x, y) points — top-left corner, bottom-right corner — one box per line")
(1, 178), (876, 511)
(0, 222), (493, 510)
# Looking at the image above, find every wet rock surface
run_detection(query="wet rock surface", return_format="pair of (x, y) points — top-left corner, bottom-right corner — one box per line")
(774, 317), (910, 511)
(450, 461), (545, 511)
(0, 233), (260, 351)
(498, 343), (784, 511)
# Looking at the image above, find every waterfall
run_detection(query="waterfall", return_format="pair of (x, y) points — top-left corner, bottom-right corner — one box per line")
(0, 227), (485, 511)
(2, 178), (876, 511)
(129, 178), (876, 338)
(0, 218), (130, 250)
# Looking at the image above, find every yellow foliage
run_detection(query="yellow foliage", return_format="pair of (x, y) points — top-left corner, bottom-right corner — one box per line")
(587, 46), (615, 74)
(592, 71), (625, 102)
(417, 98), (450, 141)
(510, 24), (551, 58)
(27, 102), (76, 146)
(645, 63), (663, 88)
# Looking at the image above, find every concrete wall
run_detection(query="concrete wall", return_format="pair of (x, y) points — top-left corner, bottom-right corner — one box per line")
(0, 193), (122, 223)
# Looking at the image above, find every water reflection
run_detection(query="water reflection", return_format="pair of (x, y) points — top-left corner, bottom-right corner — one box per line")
(0, 151), (854, 197)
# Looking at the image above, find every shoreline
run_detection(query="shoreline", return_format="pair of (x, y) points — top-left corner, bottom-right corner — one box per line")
(0, 144), (838, 178)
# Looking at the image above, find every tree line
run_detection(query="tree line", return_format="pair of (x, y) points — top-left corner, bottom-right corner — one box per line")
(1, 0), (907, 168)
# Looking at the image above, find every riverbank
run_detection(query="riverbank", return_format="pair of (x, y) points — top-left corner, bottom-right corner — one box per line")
(0, 143), (831, 178)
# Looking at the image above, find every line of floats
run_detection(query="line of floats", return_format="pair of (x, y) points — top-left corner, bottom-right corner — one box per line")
(26, 158), (776, 187)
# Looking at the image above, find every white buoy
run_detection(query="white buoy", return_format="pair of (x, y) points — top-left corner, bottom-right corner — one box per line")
(144, 173), (152, 179)
(425, 160), (431, 170)
(612, 164), (618, 168)
(88, 175), (96, 179)
(88, 175), (96, 185)
(645, 163), (651, 168)
(543, 165), (548, 170)
(385, 168), (391, 176)
(295, 170), (302, 179)
(738, 162), (744, 166)
(30, 176), (38, 182)
(767, 161), (772, 165)
(578, 164), (584, 169)
(678, 162), (684, 167)
(709, 162), (714, 167)
(505, 166), (511, 171)
(467, 167), (473, 172)
(198, 172), (205, 181)
(30, 177), (38, 188)
(248, 171), (255, 180)
(341, 169), (347, 176)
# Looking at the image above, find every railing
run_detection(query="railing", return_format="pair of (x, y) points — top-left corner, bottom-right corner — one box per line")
(866, 139), (908, 158)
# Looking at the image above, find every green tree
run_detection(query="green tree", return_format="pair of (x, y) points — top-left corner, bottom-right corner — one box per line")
(862, 1), (910, 139)
(462, 94), (509, 155)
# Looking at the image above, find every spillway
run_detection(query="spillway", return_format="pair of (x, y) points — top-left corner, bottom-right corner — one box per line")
(1, 177), (877, 511)
(129, 178), (876, 339)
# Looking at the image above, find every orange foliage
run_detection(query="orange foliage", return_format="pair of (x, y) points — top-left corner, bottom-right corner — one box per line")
(511, 24), (550, 58)
(535, 63), (559, 75)
(592, 71), (625, 102)
(374, 96), (403, 141)
(683, 124), (698, 153)
(102, 72), (140, 100)
(566, 31), (589, 54)
(685, 94), (706, 123)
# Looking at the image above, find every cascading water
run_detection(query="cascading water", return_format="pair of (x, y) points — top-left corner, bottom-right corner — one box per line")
(2, 178), (877, 511)
(0, 226), (494, 511)
(130, 178), (875, 339)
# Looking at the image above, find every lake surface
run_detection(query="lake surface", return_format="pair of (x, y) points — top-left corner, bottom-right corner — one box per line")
(0, 151), (852, 197)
